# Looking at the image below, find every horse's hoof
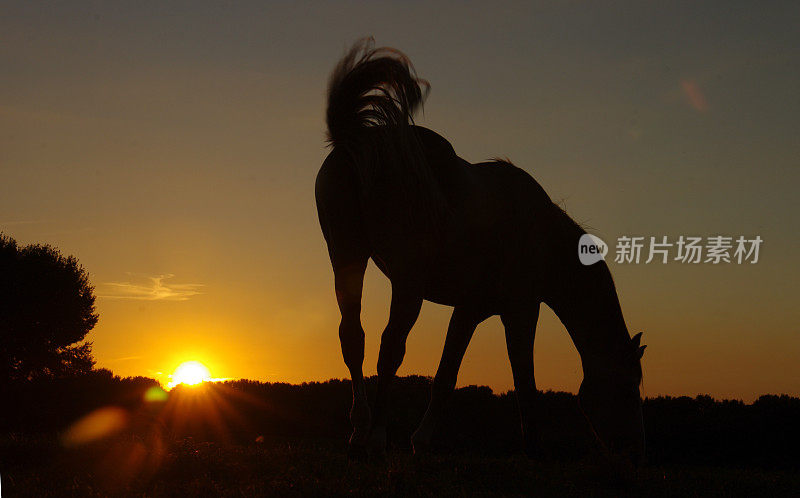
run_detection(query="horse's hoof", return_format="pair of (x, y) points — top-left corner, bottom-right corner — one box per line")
(366, 427), (388, 460)
(411, 436), (431, 455)
(347, 444), (368, 462)
(369, 446), (387, 463)
(524, 448), (541, 459)
(523, 441), (545, 459)
(368, 440), (388, 462)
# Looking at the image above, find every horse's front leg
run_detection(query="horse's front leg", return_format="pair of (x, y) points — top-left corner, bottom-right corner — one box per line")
(501, 304), (541, 457)
(369, 286), (423, 454)
(412, 306), (487, 452)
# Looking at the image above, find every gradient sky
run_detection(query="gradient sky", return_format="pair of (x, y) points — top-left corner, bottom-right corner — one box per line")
(2, 1), (798, 400)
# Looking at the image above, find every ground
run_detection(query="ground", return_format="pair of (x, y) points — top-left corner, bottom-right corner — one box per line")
(3, 435), (799, 497)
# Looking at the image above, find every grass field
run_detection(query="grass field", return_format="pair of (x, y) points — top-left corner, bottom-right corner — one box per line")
(3, 434), (800, 497)
(2, 376), (798, 496)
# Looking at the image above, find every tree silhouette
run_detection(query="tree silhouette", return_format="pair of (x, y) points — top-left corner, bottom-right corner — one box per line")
(0, 233), (98, 382)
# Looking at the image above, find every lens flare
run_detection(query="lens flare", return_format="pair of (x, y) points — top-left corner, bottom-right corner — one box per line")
(169, 361), (212, 389)
(61, 406), (128, 447)
(144, 385), (169, 402)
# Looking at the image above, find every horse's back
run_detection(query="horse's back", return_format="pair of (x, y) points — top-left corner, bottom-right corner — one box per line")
(316, 125), (564, 308)
(424, 156), (558, 308)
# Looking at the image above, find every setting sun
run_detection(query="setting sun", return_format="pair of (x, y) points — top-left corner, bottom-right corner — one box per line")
(169, 361), (212, 389)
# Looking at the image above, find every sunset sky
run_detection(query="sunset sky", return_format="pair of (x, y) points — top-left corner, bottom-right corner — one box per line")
(2, 1), (798, 400)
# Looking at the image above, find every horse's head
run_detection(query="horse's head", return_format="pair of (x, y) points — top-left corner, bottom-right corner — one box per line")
(578, 332), (646, 467)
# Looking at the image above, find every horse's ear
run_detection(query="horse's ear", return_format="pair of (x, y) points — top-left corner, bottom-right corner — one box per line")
(630, 332), (643, 349)
(637, 345), (647, 359)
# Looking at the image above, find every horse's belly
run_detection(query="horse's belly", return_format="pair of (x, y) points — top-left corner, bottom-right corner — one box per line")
(422, 241), (512, 309)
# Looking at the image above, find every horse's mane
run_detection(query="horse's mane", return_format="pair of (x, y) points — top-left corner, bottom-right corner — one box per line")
(325, 38), (447, 233)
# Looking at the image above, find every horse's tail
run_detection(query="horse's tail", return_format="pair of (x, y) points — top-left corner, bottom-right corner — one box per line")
(324, 39), (446, 233)
(325, 37), (429, 148)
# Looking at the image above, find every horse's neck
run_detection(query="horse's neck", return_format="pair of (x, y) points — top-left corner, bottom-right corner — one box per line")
(545, 227), (631, 377)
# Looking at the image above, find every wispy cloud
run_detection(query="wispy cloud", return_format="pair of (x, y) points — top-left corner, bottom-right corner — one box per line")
(99, 273), (204, 301)
(105, 356), (143, 362)
(681, 79), (709, 112)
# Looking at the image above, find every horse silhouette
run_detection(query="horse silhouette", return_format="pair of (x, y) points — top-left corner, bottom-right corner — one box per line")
(315, 39), (646, 465)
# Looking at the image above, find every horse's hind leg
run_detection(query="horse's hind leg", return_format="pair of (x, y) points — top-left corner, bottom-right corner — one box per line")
(333, 257), (370, 458)
(412, 306), (487, 453)
(501, 304), (541, 457)
(317, 153), (373, 458)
